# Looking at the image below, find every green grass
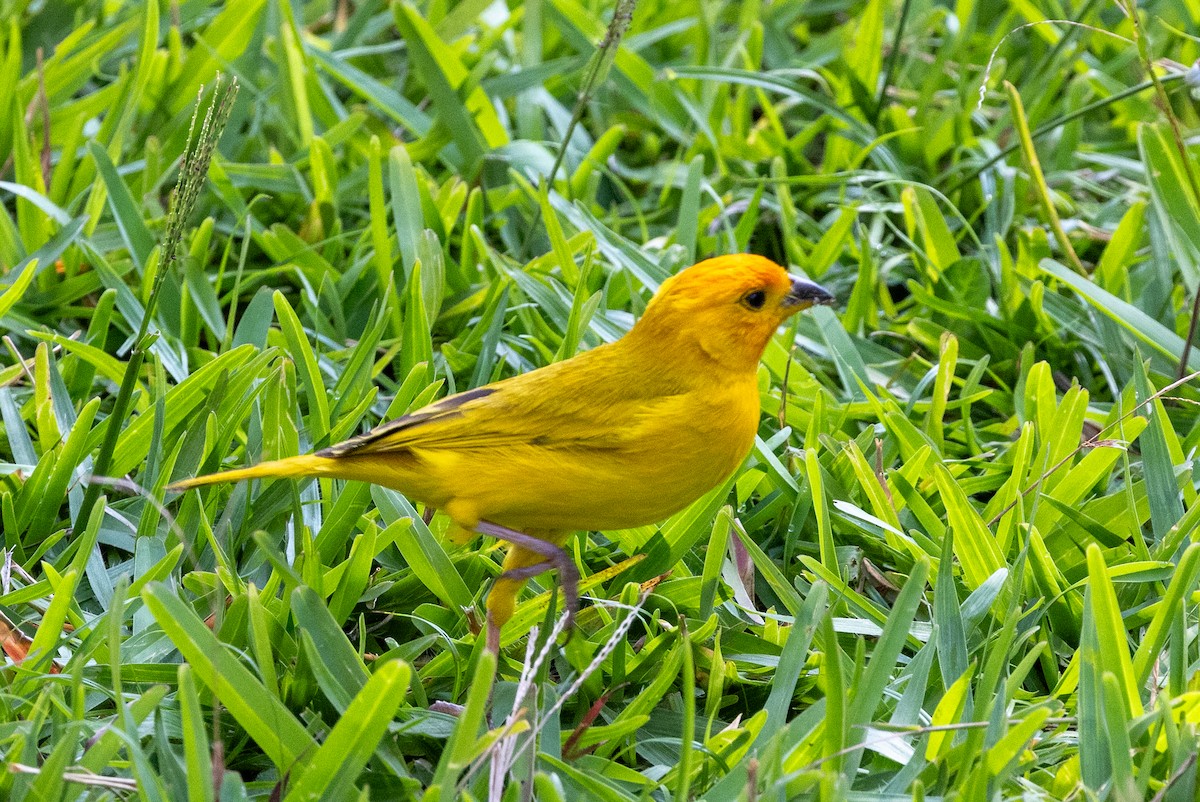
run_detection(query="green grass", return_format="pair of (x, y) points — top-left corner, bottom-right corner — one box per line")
(2, 0), (1200, 798)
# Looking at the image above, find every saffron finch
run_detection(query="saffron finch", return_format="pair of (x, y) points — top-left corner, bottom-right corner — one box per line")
(170, 254), (832, 634)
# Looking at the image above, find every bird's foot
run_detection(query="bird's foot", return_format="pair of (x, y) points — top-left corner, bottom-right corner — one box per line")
(497, 561), (578, 631)
(476, 521), (579, 630)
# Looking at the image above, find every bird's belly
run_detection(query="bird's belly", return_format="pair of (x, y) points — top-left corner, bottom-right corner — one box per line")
(471, 451), (738, 531)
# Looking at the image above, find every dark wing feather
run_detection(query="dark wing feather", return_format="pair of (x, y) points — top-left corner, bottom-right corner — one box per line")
(316, 345), (679, 458)
(316, 386), (496, 457)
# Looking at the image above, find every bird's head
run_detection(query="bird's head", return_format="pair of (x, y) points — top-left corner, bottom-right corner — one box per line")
(631, 255), (833, 372)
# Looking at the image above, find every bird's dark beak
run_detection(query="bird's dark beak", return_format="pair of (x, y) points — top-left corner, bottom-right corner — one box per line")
(785, 276), (835, 308)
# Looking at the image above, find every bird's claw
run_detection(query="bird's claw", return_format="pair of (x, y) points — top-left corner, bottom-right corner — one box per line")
(498, 556), (579, 630)
(477, 520), (580, 631)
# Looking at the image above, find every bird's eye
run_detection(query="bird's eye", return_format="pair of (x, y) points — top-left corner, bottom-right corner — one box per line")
(742, 290), (767, 310)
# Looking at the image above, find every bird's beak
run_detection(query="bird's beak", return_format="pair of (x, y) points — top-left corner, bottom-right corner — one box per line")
(785, 276), (835, 308)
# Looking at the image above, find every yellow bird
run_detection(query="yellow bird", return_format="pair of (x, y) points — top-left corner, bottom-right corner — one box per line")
(170, 255), (832, 635)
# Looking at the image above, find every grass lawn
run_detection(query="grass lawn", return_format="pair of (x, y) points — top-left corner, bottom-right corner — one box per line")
(2, 0), (1200, 798)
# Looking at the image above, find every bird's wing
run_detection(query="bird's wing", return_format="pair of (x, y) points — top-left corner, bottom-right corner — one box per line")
(318, 349), (671, 457)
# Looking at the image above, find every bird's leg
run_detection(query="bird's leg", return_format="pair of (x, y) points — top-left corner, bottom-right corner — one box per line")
(476, 521), (579, 630)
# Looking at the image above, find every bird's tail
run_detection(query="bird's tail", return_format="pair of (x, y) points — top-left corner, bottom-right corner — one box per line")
(167, 454), (340, 493)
